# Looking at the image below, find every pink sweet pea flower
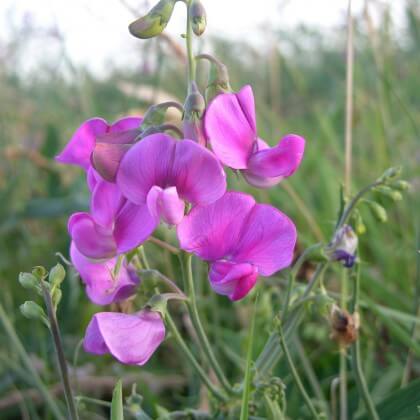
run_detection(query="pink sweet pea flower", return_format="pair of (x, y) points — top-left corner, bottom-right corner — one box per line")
(56, 117), (142, 180)
(83, 310), (165, 365)
(70, 242), (139, 305)
(68, 178), (158, 259)
(116, 133), (226, 226)
(204, 85), (305, 188)
(177, 191), (296, 300)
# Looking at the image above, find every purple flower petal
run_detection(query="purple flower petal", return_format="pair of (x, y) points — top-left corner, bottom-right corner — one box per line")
(70, 243), (139, 305)
(117, 134), (175, 204)
(232, 203), (297, 276)
(68, 212), (116, 259)
(204, 85), (256, 169)
(245, 134), (305, 179)
(147, 186), (185, 226)
(90, 180), (125, 228)
(113, 201), (159, 253)
(209, 261), (258, 301)
(83, 310), (165, 365)
(56, 118), (108, 170)
(171, 139), (226, 205)
(177, 192), (256, 261)
(110, 116), (142, 132)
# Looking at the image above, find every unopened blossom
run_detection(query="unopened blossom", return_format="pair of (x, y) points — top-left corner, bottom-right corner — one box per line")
(177, 191), (296, 300)
(116, 133), (226, 226)
(83, 310), (165, 365)
(70, 242), (139, 305)
(204, 85), (305, 188)
(326, 225), (358, 268)
(56, 116), (142, 182)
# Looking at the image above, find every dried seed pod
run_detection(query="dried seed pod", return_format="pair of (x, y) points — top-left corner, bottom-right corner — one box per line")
(330, 304), (360, 346)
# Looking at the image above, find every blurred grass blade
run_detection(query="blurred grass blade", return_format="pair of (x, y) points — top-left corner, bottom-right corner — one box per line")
(111, 379), (124, 420)
(240, 295), (258, 420)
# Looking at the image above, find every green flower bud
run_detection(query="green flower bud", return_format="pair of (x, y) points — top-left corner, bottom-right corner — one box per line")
(190, 0), (207, 36)
(391, 180), (410, 191)
(375, 186), (403, 201)
(145, 294), (168, 316)
(352, 209), (366, 235)
(32, 266), (48, 280)
(366, 201), (387, 223)
(140, 101), (183, 135)
(49, 263), (65, 287)
(20, 301), (49, 327)
(379, 166), (402, 182)
(51, 288), (62, 310)
(19, 272), (40, 292)
(129, 0), (176, 39)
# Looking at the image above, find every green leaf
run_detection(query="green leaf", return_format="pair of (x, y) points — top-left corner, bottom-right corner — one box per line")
(357, 378), (420, 420)
(111, 379), (124, 420)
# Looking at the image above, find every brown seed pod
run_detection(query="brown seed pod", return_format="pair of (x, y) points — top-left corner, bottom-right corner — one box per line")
(330, 304), (360, 346)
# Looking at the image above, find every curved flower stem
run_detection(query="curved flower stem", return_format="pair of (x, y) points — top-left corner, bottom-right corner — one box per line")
(350, 264), (380, 420)
(148, 236), (180, 255)
(277, 323), (322, 419)
(165, 313), (228, 402)
(182, 252), (234, 395)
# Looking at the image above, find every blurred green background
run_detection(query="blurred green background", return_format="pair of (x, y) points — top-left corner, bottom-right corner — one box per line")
(0, 1), (419, 418)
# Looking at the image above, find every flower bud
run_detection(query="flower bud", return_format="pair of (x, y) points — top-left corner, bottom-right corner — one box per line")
(352, 209), (366, 235)
(378, 166), (402, 182)
(183, 82), (206, 145)
(129, 0), (176, 39)
(330, 304), (359, 346)
(32, 266), (48, 280)
(391, 180), (410, 191)
(189, 0), (207, 36)
(49, 263), (65, 287)
(366, 201), (387, 223)
(375, 186), (403, 202)
(326, 225), (358, 268)
(140, 101), (183, 135)
(20, 301), (49, 327)
(19, 272), (41, 293)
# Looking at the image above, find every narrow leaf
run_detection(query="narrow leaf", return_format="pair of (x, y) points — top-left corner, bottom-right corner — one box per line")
(111, 380), (124, 420)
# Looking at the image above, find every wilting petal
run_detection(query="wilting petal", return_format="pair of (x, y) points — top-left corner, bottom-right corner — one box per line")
(147, 186), (185, 226)
(177, 192), (256, 261)
(110, 116), (142, 132)
(70, 243), (139, 305)
(232, 203), (296, 276)
(68, 213), (116, 259)
(246, 134), (305, 179)
(205, 85), (256, 169)
(113, 201), (159, 253)
(83, 310), (165, 365)
(209, 261), (258, 301)
(117, 134), (175, 204)
(91, 180), (125, 228)
(171, 140), (226, 205)
(56, 118), (108, 170)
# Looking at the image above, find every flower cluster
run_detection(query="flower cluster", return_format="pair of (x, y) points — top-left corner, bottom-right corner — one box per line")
(57, 87), (305, 363)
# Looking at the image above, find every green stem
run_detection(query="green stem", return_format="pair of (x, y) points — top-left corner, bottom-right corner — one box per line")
(41, 284), (79, 420)
(339, 270), (348, 420)
(165, 313), (228, 402)
(185, 0), (196, 83)
(278, 324), (322, 419)
(350, 265), (380, 420)
(182, 253), (233, 394)
(0, 303), (65, 420)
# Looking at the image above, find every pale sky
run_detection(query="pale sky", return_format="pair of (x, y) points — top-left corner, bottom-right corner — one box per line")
(0, 0), (407, 74)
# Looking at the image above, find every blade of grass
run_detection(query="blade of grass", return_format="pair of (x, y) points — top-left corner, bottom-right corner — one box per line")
(111, 379), (124, 420)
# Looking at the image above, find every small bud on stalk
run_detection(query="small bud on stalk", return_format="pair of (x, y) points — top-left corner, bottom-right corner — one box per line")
(330, 304), (360, 346)
(19, 272), (41, 293)
(352, 209), (366, 235)
(378, 166), (402, 183)
(189, 0), (207, 36)
(183, 82), (206, 146)
(129, 0), (176, 39)
(366, 201), (387, 223)
(326, 225), (358, 268)
(49, 263), (66, 287)
(375, 186), (403, 202)
(20, 301), (49, 327)
(391, 180), (410, 191)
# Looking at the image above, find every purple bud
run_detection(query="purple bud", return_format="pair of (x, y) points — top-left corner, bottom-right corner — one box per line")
(326, 225), (358, 268)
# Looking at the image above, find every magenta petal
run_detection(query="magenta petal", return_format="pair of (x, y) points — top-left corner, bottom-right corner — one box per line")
(110, 116), (142, 132)
(172, 140), (226, 205)
(117, 134), (175, 204)
(233, 204), (297, 275)
(83, 310), (165, 365)
(246, 134), (305, 178)
(56, 118), (108, 170)
(70, 243), (139, 305)
(87, 167), (101, 192)
(204, 85), (257, 169)
(241, 171), (285, 189)
(114, 201), (159, 253)
(68, 213), (116, 259)
(177, 192), (256, 261)
(209, 261), (258, 301)
(147, 186), (185, 226)
(91, 180), (124, 228)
